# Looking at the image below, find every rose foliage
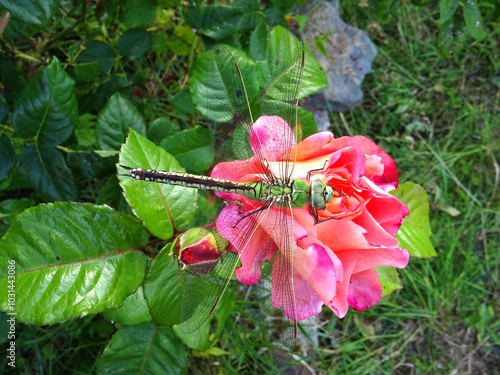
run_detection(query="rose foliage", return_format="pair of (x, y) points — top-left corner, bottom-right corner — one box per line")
(212, 116), (409, 320)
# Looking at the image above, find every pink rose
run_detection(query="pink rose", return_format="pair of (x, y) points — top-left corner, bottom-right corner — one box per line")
(212, 116), (409, 320)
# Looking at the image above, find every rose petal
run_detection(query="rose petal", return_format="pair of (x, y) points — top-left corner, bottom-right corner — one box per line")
(347, 268), (382, 311)
(250, 116), (295, 164)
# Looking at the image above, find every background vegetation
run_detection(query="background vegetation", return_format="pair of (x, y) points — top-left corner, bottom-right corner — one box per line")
(0, 0), (498, 374)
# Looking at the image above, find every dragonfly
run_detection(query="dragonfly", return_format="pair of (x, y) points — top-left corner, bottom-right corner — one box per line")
(121, 27), (333, 358)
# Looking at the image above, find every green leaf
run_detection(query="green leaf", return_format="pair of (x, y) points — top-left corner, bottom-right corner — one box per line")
(375, 266), (402, 297)
(297, 107), (318, 140)
(159, 126), (214, 174)
(438, 0), (459, 26)
(301, 45), (328, 98)
(121, 0), (156, 28)
(17, 146), (78, 201)
(75, 40), (116, 73)
(173, 319), (211, 352)
(0, 134), (15, 181)
(117, 29), (152, 60)
(96, 93), (146, 150)
(436, 14), (468, 58)
(103, 286), (152, 326)
(147, 117), (182, 143)
(165, 25), (196, 56)
(97, 323), (187, 375)
(189, 45), (259, 123)
(463, 0), (486, 40)
(75, 113), (97, 147)
(12, 58), (78, 147)
(0, 0), (58, 26)
(391, 182), (437, 258)
(0, 198), (35, 225)
(0, 202), (149, 325)
(119, 129), (197, 239)
(0, 94), (8, 122)
(144, 244), (182, 326)
(73, 61), (99, 82)
(170, 87), (196, 114)
(249, 22), (268, 61)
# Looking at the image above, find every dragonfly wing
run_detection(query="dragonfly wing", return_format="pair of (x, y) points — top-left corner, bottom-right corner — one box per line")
(180, 199), (273, 333)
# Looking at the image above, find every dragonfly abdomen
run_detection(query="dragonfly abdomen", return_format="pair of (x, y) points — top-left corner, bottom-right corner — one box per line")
(121, 166), (257, 196)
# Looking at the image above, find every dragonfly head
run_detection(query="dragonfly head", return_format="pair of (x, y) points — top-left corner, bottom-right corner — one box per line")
(310, 179), (333, 210)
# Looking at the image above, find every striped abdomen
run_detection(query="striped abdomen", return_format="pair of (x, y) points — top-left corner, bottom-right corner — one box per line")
(120, 166), (257, 197)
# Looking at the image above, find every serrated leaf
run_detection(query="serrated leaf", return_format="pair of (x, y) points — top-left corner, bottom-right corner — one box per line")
(75, 40), (116, 73)
(375, 266), (402, 297)
(0, 0), (58, 26)
(189, 45), (259, 123)
(97, 323), (187, 375)
(103, 286), (152, 326)
(391, 182), (437, 258)
(117, 29), (152, 60)
(0, 202), (149, 325)
(144, 244), (182, 326)
(463, 0), (486, 41)
(96, 93), (146, 150)
(12, 58), (78, 147)
(0, 134), (15, 181)
(119, 129), (197, 239)
(159, 126), (214, 174)
(17, 145), (78, 201)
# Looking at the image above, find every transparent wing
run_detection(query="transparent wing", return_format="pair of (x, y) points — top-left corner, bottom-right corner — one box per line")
(180, 29), (305, 359)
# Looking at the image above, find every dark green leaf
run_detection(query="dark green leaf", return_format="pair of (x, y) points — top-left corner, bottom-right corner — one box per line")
(119, 129), (197, 239)
(17, 145), (78, 201)
(189, 45), (259, 122)
(144, 244), (182, 326)
(0, 198), (35, 225)
(173, 319), (211, 352)
(73, 62), (99, 82)
(438, 0), (459, 26)
(117, 29), (152, 60)
(97, 323), (187, 375)
(0, 134), (15, 181)
(12, 58), (78, 147)
(463, 0), (486, 40)
(410, 0), (434, 5)
(103, 286), (152, 325)
(249, 22), (268, 61)
(147, 117), (182, 143)
(0, 0), (58, 26)
(0, 94), (8, 122)
(170, 87), (196, 114)
(96, 93), (146, 150)
(391, 182), (437, 258)
(121, 0), (156, 28)
(159, 126), (214, 174)
(436, 14), (467, 58)
(0, 202), (149, 324)
(75, 40), (116, 73)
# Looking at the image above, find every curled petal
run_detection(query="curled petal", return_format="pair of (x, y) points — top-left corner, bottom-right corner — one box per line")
(347, 269), (382, 311)
(250, 116), (295, 162)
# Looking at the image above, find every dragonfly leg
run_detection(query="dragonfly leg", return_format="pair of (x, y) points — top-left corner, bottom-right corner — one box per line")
(306, 159), (330, 182)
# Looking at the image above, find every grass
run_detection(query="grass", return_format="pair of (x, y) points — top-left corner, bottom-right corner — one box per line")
(2, 1), (499, 374)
